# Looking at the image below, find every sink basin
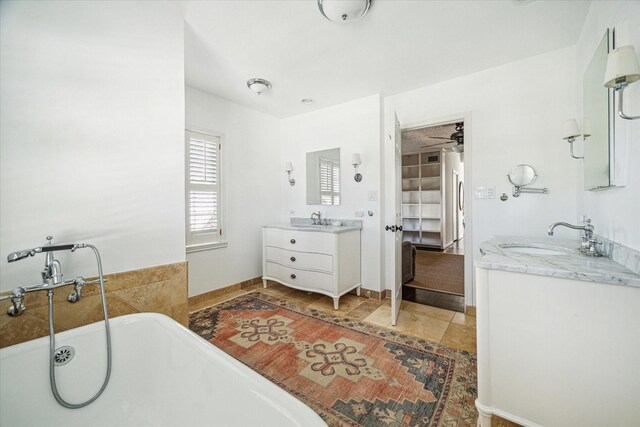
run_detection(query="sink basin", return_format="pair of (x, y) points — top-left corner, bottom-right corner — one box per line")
(499, 244), (570, 256)
(291, 224), (324, 228)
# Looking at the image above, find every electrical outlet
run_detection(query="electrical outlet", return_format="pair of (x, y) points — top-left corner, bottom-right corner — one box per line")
(367, 190), (378, 201)
(355, 211), (364, 217)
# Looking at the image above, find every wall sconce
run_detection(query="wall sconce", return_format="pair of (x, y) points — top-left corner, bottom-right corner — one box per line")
(352, 154), (362, 182)
(561, 119), (584, 159)
(603, 45), (640, 120)
(285, 162), (295, 186)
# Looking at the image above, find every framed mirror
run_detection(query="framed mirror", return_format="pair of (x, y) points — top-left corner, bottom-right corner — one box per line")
(507, 164), (537, 187)
(306, 148), (341, 205)
(583, 29), (615, 190)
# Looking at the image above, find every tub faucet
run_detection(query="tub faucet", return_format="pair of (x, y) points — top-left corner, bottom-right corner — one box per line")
(548, 218), (601, 256)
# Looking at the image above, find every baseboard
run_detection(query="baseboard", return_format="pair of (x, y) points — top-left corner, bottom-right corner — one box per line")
(188, 276), (262, 308)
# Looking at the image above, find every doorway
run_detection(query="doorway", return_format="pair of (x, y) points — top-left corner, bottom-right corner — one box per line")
(399, 121), (466, 312)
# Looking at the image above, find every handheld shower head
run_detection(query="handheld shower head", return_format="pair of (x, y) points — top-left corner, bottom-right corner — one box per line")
(7, 249), (37, 263)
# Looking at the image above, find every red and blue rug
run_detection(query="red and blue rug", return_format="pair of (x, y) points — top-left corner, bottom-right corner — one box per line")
(189, 292), (477, 426)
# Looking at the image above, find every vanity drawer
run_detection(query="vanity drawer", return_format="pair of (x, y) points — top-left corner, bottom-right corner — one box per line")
(264, 228), (334, 254)
(265, 246), (333, 273)
(265, 262), (333, 293)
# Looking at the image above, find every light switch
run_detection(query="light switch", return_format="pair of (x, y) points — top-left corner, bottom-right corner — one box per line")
(474, 186), (495, 199)
(367, 190), (378, 201)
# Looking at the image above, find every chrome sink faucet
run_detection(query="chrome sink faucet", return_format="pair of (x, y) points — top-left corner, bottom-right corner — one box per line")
(311, 211), (321, 225)
(548, 218), (601, 256)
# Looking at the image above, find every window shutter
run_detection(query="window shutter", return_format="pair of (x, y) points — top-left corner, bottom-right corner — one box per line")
(186, 130), (222, 248)
(319, 158), (340, 206)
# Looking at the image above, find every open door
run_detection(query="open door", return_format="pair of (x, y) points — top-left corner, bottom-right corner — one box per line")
(390, 114), (403, 325)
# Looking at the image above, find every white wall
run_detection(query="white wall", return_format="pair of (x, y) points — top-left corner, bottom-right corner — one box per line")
(385, 47), (580, 303)
(185, 86), (282, 297)
(575, 1), (640, 250)
(0, 1), (186, 291)
(280, 95), (384, 292)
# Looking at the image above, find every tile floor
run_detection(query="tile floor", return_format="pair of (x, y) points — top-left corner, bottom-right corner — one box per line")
(188, 281), (519, 427)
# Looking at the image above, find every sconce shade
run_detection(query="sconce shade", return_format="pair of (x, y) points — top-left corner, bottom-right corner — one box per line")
(352, 154), (362, 166)
(562, 119), (581, 140)
(318, 0), (371, 23)
(285, 162), (293, 172)
(603, 46), (640, 88)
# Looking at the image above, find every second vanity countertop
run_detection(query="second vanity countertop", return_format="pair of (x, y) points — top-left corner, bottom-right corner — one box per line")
(476, 236), (640, 287)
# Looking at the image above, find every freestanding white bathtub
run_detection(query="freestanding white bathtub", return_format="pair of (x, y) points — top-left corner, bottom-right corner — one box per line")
(0, 313), (326, 427)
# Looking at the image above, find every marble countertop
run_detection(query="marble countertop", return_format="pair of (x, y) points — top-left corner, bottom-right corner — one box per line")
(264, 218), (362, 234)
(476, 236), (640, 287)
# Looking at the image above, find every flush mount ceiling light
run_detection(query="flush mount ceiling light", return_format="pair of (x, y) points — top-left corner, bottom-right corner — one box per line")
(317, 0), (371, 23)
(247, 78), (272, 95)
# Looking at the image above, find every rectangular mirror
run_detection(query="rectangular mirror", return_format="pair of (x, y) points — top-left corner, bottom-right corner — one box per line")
(306, 148), (340, 205)
(583, 29), (614, 190)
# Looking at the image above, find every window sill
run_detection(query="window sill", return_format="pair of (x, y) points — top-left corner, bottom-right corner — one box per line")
(186, 241), (228, 254)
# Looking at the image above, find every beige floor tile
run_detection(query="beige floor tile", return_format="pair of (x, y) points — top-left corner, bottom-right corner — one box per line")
(261, 282), (297, 297)
(401, 300), (456, 322)
(307, 294), (366, 314)
(345, 300), (384, 321)
(188, 289), (252, 313)
(440, 322), (477, 352)
(466, 306), (476, 317)
(389, 310), (450, 342)
(451, 312), (476, 327)
(492, 415), (523, 427)
(283, 289), (324, 306)
(363, 304), (392, 328)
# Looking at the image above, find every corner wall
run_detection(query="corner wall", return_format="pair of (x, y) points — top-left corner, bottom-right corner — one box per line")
(185, 86), (282, 297)
(575, 0), (640, 250)
(0, 1), (186, 291)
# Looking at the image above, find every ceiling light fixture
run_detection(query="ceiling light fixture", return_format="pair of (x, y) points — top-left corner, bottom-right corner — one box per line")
(317, 0), (371, 23)
(301, 98), (315, 104)
(247, 78), (272, 95)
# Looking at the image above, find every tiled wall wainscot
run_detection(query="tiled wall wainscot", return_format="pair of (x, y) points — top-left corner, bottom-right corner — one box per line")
(0, 262), (188, 348)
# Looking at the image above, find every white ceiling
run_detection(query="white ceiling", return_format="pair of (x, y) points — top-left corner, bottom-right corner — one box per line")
(402, 123), (458, 153)
(182, 0), (591, 118)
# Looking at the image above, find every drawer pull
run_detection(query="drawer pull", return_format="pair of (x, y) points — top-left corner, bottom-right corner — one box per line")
(290, 256), (296, 262)
(290, 239), (296, 244)
(290, 274), (296, 279)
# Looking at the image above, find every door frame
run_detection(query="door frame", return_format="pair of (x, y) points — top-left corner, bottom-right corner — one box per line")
(385, 111), (474, 309)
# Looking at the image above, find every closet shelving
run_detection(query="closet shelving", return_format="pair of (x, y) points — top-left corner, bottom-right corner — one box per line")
(401, 151), (443, 248)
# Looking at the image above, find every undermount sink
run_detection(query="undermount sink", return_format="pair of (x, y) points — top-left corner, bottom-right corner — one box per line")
(499, 244), (570, 256)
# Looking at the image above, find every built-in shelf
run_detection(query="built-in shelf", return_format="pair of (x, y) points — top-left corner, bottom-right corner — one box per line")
(401, 151), (443, 249)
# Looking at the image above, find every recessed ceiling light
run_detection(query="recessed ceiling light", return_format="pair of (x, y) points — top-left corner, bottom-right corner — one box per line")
(247, 78), (271, 95)
(301, 98), (315, 104)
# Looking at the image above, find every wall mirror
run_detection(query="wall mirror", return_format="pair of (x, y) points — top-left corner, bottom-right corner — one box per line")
(583, 29), (614, 190)
(306, 148), (341, 205)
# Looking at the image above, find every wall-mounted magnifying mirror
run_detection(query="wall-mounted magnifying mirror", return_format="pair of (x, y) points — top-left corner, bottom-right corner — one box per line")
(508, 164), (548, 197)
(508, 164), (537, 187)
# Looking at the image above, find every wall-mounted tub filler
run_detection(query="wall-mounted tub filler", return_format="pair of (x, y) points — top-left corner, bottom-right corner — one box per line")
(1, 236), (112, 408)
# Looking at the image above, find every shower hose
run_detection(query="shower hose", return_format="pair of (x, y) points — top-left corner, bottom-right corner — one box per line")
(47, 244), (112, 409)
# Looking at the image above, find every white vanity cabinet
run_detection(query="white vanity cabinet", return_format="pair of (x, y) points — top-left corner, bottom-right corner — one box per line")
(262, 226), (361, 309)
(475, 238), (640, 427)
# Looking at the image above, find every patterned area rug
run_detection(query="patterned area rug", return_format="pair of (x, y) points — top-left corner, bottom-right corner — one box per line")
(189, 292), (477, 427)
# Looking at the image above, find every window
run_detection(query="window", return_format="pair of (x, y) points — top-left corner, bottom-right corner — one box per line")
(320, 157), (340, 205)
(185, 129), (225, 251)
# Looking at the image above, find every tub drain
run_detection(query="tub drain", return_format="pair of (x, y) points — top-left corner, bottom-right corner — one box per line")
(54, 346), (75, 366)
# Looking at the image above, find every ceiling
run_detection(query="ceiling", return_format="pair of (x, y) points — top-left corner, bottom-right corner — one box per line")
(182, 0), (591, 118)
(402, 123), (458, 153)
